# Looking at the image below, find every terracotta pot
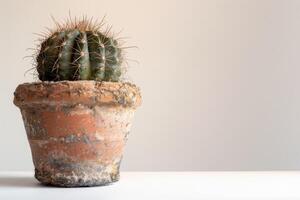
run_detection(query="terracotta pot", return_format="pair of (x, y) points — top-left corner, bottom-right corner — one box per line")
(14, 81), (141, 187)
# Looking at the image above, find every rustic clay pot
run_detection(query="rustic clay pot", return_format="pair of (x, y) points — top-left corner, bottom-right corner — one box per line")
(14, 81), (141, 187)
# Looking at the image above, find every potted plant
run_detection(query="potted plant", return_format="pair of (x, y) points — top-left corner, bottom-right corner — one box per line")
(13, 17), (141, 187)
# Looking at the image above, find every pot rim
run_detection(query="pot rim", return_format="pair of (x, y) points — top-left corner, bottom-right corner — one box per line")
(14, 80), (141, 108)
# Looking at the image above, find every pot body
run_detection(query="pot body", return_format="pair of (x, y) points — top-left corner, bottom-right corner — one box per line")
(14, 81), (141, 187)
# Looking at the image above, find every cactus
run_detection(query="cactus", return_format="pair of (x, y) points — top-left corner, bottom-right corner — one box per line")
(36, 18), (123, 82)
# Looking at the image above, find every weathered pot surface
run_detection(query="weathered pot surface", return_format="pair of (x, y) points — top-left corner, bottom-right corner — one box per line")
(14, 81), (141, 187)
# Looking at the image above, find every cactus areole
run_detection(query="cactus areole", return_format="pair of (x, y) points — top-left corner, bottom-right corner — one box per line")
(13, 17), (141, 187)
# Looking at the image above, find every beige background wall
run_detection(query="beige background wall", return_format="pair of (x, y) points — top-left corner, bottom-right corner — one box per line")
(1, 0), (300, 171)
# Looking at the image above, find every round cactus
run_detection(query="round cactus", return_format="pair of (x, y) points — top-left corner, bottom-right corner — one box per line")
(36, 18), (123, 82)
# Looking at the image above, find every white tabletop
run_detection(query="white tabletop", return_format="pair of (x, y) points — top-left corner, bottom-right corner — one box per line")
(1, 171), (300, 200)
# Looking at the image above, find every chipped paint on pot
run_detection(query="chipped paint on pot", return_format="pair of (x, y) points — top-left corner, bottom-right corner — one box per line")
(14, 81), (141, 187)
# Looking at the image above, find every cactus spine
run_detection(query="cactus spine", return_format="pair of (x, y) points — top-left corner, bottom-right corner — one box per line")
(36, 18), (123, 82)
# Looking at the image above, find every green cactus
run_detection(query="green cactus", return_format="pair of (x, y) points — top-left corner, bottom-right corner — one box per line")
(36, 18), (123, 82)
